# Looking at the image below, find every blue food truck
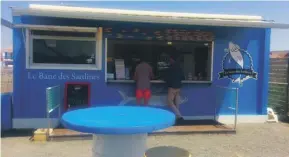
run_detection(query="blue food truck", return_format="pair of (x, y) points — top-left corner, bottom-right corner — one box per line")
(10, 4), (289, 129)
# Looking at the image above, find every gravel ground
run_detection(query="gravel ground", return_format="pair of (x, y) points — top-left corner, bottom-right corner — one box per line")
(2, 123), (289, 157)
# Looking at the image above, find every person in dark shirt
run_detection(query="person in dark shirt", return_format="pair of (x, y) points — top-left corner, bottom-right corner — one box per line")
(165, 55), (185, 121)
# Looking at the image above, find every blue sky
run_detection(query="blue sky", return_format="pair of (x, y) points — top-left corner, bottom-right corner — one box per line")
(1, 1), (289, 51)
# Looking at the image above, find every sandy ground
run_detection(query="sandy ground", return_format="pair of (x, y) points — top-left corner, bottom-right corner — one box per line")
(2, 123), (289, 157)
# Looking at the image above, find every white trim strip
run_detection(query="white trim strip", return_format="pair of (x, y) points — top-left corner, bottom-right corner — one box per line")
(13, 118), (59, 129)
(31, 35), (96, 41)
(14, 24), (98, 33)
(210, 41), (214, 81)
(105, 38), (108, 82)
(25, 28), (30, 69)
(184, 115), (267, 124)
(28, 64), (99, 70)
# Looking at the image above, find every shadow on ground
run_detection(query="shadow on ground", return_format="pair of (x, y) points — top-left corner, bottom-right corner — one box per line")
(174, 119), (223, 126)
(1, 129), (34, 138)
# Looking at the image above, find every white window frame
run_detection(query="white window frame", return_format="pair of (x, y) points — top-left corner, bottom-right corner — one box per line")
(105, 38), (108, 82)
(23, 25), (102, 70)
(210, 41), (214, 82)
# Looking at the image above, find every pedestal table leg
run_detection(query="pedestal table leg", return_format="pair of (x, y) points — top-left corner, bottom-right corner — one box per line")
(92, 133), (147, 157)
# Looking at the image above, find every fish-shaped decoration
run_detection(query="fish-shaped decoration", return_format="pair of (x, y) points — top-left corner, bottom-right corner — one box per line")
(228, 42), (244, 68)
(227, 42), (244, 83)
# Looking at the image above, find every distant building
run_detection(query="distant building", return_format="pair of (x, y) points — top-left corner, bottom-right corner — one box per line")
(270, 50), (289, 58)
(1, 47), (13, 67)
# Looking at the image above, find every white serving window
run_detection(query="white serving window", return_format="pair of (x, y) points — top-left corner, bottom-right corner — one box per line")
(23, 25), (102, 70)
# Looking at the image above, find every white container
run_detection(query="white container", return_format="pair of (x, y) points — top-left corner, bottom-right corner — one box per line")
(92, 134), (147, 157)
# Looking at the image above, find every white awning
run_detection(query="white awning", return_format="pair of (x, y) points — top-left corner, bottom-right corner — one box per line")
(12, 4), (289, 29)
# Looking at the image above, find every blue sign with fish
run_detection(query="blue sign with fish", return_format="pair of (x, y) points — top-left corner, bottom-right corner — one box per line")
(219, 42), (258, 86)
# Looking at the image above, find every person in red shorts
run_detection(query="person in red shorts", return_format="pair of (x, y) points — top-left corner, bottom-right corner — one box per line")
(134, 57), (154, 105)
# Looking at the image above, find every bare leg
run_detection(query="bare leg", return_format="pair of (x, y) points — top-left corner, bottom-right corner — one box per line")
(169, 104), (182, 118)
(136, 98), (142, 105)
(168, 88), (182, 117)
(143, 90), (150, 105)
(174, 89), (181, 110)
(144, 98), (149, 105)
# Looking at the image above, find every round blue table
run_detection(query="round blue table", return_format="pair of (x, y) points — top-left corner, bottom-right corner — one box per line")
(61, 106), (175, 157)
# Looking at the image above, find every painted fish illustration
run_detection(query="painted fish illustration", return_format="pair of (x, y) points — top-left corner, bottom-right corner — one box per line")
(228, 42), (244, 84)
(229, 42), (243, 68)
(117, 91), (188, 107)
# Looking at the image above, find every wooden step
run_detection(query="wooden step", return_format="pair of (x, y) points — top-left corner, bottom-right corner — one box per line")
(48, 120), (235, 141)
(154, 125), (235, 134)
(49, 129), (92, 141)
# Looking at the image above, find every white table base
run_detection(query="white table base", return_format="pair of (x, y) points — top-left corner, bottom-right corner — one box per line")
(92, 134), (147, 157)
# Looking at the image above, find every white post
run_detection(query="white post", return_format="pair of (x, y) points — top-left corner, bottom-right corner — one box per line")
(92, 134), (147, 157)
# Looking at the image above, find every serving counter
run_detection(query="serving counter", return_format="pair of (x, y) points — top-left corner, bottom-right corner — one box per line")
(106, 79), (212, 84)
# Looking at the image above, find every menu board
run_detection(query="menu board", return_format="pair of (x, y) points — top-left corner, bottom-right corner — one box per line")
(161, 29), (214, 41)
(157, 53), (170, 70)
(104, 27), (214, 42)
(156, 52), (170, 80)
(115, 59), (126, 80)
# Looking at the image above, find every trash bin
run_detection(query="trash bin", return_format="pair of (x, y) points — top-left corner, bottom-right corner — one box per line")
(1, 93), (13, 131)
(145, 146), (191, 157)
